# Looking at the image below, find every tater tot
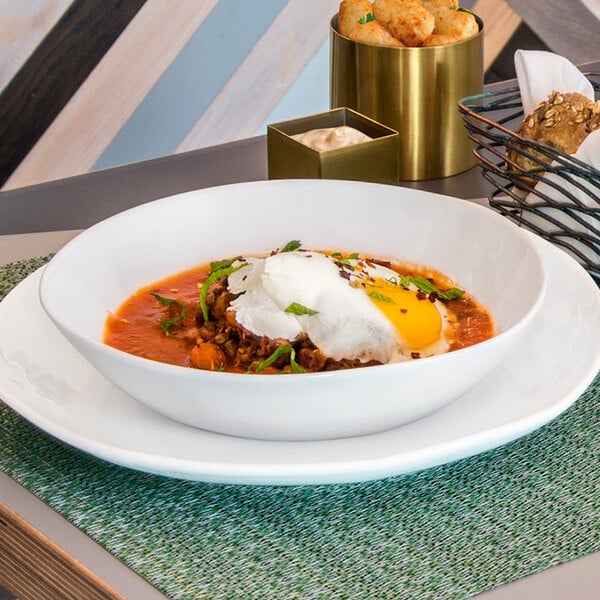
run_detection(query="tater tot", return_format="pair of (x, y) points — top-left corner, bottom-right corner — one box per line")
(349, 19), (404, 46)
(422, 33), (459, 46)
(339, 0), (375, 37)
(423, 0), (458, 10)
(427, 5), (479, 41)
(373, 0), (435, 46)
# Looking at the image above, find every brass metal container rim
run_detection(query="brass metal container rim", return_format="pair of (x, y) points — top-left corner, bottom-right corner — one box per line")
(330, 12), (484, 50)
(268, 107), (399, 140)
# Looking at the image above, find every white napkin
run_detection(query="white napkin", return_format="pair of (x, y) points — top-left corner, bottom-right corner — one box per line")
(514, 49), (594, 115)
(513, 51), (600, 266)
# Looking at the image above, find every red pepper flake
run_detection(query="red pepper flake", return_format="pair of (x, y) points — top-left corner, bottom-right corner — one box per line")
(400, 308), (408, 314)
(411, 352), (421, 359)
(416, 291), (427, 301)
(370, 258), (392, 268)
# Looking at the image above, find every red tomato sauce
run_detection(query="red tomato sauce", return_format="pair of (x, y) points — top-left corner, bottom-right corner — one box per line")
(105, 265), (208, 367)
(104, 259), (494, 372)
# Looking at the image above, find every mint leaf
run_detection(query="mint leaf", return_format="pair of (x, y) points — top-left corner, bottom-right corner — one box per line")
(359, 12), (376, 24)
(394, 274), (464, 301)
(285, 302), (319, 316)
(450, 6), (474, 15)
(368, 291), (394, 303)
(281, 240), (301, 253)
(150, 293), (187, 334)
(252, 345), (306, 374)
(209, 256), (243, 272)
(199, 263), (248, 321)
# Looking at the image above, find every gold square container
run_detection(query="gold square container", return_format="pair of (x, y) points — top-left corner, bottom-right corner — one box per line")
(267, 107), (398, 184)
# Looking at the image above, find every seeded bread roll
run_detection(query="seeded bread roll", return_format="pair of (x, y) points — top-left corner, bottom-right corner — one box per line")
(506, 91), (600, 174)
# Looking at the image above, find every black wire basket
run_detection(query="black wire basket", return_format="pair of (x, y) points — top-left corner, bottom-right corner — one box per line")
(458, 74), (600, 283)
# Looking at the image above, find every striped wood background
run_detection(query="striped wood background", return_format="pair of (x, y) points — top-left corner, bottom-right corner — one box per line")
(3, 0), (591, 192)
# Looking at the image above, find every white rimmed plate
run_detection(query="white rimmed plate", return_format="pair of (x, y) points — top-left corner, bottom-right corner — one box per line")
(0, 233), (599, 485)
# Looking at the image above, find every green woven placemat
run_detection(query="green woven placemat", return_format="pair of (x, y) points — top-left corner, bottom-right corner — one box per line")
(1, 257), (599, 600)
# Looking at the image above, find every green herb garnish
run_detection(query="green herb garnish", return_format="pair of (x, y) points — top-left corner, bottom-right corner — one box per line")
(285, 302), (319, 316)
(150, 292), (187, 334)
(450, 5), (474, 15)
(406, 275), (437, 295)
(331, 251), (358, 269)
(368, 291), (394, 303)
(209, 256), (243, 272)
(396, 275), (465, 301)
(359, 12), (376, 24)
(331, 252), (359, 259)
(199, 262), (247, 321)
(281, 240), (302, 253)
(437, 287), (465, 301)
(252, 345), (306, 374)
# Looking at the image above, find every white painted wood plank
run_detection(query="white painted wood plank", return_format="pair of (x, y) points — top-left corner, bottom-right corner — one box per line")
(0, 0), (72, 91)
(581, 0), (600, 20)
(3, 0), (218, 191)
(472, 0), (521, 71)
(177, 0), (340, 151)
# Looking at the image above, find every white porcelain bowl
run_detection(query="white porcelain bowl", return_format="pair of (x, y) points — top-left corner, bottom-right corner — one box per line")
(39, 180), (547, 441)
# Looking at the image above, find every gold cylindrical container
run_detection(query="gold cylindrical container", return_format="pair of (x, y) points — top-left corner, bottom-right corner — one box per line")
(330, 14), (483, 180)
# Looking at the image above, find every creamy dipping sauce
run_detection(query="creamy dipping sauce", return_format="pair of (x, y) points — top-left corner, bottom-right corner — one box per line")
(291, 125), (372, 151)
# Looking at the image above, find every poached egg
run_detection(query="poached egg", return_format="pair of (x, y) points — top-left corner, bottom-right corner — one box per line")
(227, 250), (453, 363)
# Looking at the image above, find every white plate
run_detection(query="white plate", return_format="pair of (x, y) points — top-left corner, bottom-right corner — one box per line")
(1, 234), (599, 485)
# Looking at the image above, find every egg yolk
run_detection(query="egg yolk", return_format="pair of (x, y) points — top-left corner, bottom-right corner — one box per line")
(365, 280), (442, 350)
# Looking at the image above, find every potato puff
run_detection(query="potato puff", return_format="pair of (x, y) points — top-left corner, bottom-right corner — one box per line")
(426, 5), (478, 42)
(349, 19), (404, 46)
(339, 0), (375, 37)
(373, 0), (435, 47)
(423, 0), (458, 10)
(422, 33), (456, 46)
